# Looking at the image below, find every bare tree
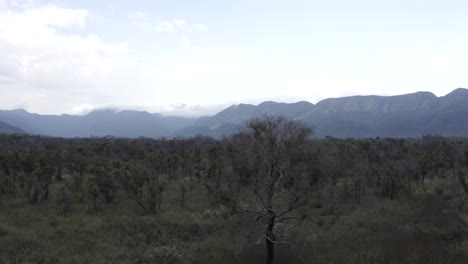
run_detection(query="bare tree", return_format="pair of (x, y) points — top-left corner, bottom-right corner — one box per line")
(230, 115), (312, 264)
(119, 161), (165, 214)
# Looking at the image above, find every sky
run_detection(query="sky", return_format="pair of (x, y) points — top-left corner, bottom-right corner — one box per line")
(0, 0), (467, 116)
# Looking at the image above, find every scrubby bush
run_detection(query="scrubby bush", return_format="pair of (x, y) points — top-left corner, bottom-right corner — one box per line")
(138, 246), (182, 264)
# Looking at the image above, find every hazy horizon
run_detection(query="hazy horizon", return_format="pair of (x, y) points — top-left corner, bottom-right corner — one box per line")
(1, 0), (467, 116)
(2, 87), (467, 117)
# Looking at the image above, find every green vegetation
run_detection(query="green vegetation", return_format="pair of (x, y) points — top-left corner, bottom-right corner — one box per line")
(0, 116), (468, 263)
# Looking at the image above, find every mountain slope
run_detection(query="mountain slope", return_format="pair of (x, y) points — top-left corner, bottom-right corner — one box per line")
(192, 101), (315, 132)
(0, 120), (25, 134)
(0, 109), (195, 138)
(177, 88), (468, 138)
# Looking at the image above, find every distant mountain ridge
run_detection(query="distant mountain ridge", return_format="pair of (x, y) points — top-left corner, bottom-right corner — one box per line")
(175, 88), (468, 138)
(0, 120), (25, 134)
(0, 109), (195, 138)
(1, 88), (467, 138)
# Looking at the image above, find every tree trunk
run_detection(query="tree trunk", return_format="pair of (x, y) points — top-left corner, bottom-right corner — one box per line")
(421, 173), (427, 191)
(56, 166), (63, 181)
(180, 190), (185, 208)
(266, 236), (274, 264)
(43, 187), (49, 200)
(92, 193), (98, 212)
(158, 191), (162, 210)
(265, 212), (275, 264)
(31, 187), (39, 204)
(407, 175), (412, 196)
(12, 167), (16, 197)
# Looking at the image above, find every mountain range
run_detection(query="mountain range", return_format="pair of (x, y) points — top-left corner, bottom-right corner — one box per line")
(0, 120), (25, 135)
(1, 88), (467, 139)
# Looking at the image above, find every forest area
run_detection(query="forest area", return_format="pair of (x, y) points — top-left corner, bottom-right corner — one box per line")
(1, 116), (468, 264)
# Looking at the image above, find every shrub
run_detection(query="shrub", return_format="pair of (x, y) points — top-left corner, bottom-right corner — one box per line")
(137, 245), (182, 264)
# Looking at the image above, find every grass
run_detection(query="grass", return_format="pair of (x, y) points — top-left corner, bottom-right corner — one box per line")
(0, 176), (468, 263)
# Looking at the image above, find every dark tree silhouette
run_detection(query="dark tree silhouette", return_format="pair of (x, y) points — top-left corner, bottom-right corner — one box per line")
(231, 115), (312, 264)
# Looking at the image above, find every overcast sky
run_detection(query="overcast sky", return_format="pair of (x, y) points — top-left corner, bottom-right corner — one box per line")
(0, 0), (467, 116)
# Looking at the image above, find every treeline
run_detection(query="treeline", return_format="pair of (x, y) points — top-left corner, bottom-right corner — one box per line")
(1, 129), (467, 211)
(0, 116), (468, 263)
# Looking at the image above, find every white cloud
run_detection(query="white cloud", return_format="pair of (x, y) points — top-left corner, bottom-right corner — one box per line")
(158, 103), (227, 117)
(70, 104), (96, 115)
(152, 20), (192, 33)
(66, 102), (229, 117)
(1, 5), (89, 31)
(0, 4), (225, 117)
(193, 24), (208, 31)
(0, 0), (38, 9)
(154, 20), (177, 33)
(172, 19), (191, 32)
(179, 36), (191, 50)
(0, 5), (154, 113)
(128, 11), (145, 19)
(5, 3), (465, 118)
(134, 19), (207, 34)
